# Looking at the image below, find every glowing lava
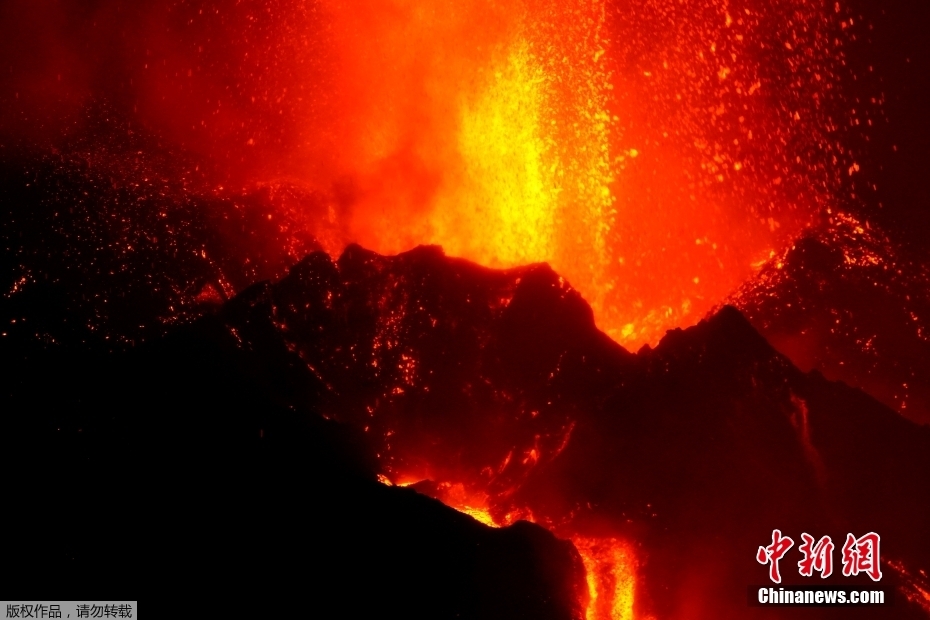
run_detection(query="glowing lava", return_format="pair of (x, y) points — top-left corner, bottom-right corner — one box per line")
(37, 0), (858, 349)
(313, 0), (856, 348)
(573, 537), (637, 620)
(405, 476), (640, 620)
(0, 0), (864, 348)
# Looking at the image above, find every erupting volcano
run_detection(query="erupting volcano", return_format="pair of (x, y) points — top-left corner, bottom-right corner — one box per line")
(2, 0), (929, 618)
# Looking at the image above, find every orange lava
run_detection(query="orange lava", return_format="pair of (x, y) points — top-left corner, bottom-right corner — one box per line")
(395, 474), (642, 620)
(3, 0), (861, 348)
(308, 0), (854, 348)
(70, 0), (858, 350)
(573, 536), (638, 620)
(127, 2), (859, 613)
(432, 481), (500, 527)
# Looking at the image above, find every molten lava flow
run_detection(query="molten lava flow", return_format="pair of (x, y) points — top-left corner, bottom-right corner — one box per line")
(398, 475), (641, 620)
(431, 481), (500, 527)
(573, 537), (637, 620)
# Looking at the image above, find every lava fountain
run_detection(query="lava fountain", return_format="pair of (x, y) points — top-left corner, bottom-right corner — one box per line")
(314, 0), (856, 348)
(0, 0), (874, 618)
(36, 0), (856, 350)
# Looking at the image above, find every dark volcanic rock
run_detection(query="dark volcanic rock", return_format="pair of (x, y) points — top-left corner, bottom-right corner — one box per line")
(1, 126), (591, 617)
(248, 243), (630, 497)
(4, 239), (929, 619)
(1, 294), (587, 620)
(0, 105), (326, 350)
(735, 216), (930, 426)
(211, 244), (930, 620)
(516, 305), (930, 618)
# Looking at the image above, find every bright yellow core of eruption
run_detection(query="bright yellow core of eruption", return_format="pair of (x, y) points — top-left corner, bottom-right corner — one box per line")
(326, 0), (847, 350)
(439, 38), (556, 267)
(426, 0), (615, 322)
(574, 537), (637, 620)
(334, 0), (836, 348)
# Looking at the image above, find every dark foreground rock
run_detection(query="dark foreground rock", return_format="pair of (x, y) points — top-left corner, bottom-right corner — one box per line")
(203, 244), (930, 620)
(1, 310), (586, 620)
(3, 241), (929, 619)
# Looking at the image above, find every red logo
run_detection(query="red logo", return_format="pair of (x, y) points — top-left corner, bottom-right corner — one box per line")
(758, 530), (881, 582)
(798, 533), (834, 578)
(841, 532), (883, 582)
(757, 529), (794, 583)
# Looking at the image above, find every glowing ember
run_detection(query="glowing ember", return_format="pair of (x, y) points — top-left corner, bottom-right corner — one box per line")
(733, 210), (930, 424)
(887, 559), (930, 615)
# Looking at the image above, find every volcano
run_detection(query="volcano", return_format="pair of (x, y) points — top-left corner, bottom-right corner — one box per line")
(3, 233), (929, 618)
(3, 0), (930, 617)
